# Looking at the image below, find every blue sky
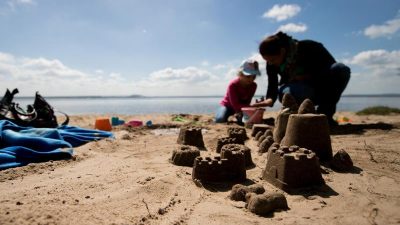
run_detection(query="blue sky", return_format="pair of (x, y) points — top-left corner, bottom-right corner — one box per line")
(1, 0), (399, 96)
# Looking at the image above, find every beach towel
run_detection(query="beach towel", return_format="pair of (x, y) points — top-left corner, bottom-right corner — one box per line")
(0, 120), (113, 170)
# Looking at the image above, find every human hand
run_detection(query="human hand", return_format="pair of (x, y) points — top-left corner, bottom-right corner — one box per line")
(251, 98), (273, 107)
(255, 96), (265, 103)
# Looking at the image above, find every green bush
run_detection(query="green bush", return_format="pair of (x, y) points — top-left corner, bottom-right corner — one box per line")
(356, 106), (400, 115)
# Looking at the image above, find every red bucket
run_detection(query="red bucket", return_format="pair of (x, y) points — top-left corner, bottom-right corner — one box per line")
(241, 107), (265, 124)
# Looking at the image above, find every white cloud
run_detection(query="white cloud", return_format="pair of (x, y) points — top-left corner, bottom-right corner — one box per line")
(95, 69), (104, 74)
(343, 49), (400, 94)
(277, 23), (307, 33)
(13, 0), (34, 4)
(212, 64), (227, 70)
(0, 52), (135, 96)
(1, 0), (35, 15)
(345, 49), (400, 71)
(7, 0), (35, 9)
(148, 67), (218, 84)
(364, 17), (400, 39)
(0, 52), (238, 96)
(263, 4), (301, 22)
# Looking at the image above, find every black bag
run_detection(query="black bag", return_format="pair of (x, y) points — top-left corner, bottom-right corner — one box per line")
(0, 88), (69, 128)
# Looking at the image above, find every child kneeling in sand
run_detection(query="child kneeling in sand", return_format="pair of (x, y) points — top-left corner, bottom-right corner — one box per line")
(215, 59), (261, 124)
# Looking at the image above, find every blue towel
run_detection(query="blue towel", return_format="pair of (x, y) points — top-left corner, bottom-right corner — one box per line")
(0, 120), (113, 170)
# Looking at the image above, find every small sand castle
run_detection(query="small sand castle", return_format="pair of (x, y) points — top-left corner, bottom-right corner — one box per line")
(280, 98), (333, 161)
(170, 145), (200, 167)
(227, 127), (247, 144)
(221, 144), (253, 168)
(216, 137), (241, 153)
(273, 93), (299, 143)
(177, 126), (205, 149)
(262, 144), (325, 192)
(192, 145), (246, 183)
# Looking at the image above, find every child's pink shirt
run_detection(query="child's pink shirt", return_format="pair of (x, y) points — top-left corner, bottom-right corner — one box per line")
(220, 77), (257, 113)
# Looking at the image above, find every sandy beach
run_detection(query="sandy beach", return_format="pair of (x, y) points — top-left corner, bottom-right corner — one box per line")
(1, 111), (400, 225)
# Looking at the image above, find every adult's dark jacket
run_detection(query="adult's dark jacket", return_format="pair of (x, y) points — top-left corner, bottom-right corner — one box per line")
(266, 40), (336, 105)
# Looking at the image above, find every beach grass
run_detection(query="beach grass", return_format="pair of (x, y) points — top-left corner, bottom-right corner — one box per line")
(356, 106), (400, 115)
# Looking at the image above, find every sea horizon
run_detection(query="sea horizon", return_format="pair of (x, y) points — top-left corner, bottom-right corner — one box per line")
(14, 93), (400, 99)
(11, 94), (400, 115)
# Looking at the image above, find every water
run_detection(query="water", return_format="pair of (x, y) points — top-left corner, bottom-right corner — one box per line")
(13, 96), (400, 115)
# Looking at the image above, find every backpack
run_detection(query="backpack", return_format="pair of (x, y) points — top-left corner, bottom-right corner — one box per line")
(0, 88), (69, 128)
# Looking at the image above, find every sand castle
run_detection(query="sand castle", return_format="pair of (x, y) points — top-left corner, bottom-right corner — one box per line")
(262, 144), (325, 192)
(280, 98), (333, 161)
(191, 142), (253, 183)
(227, 127), (247, 144)
(221, 144), (253, 168)
(177, 126), (205, 149)
(216, 137), (241, 153)
(170, 145), (200, 167)
(192, 145), (246, 183)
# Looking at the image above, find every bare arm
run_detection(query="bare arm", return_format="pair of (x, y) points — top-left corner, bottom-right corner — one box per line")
(250, 98), (274, 107)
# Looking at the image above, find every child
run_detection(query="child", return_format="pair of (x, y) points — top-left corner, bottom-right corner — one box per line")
(215, 59), (261, 124)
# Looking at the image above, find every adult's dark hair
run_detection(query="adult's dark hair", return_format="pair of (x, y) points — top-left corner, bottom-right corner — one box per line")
(259, 31), (292, 56)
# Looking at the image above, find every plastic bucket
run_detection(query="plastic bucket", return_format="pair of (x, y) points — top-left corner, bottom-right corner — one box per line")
(125, 120), (143, 127)
(241, 107), (265, 124)
(95, 117), (112, 131)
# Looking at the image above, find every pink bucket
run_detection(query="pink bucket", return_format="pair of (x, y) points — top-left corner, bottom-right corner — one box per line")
(241, 107), (265, 124)
(124, 120), (143, 127)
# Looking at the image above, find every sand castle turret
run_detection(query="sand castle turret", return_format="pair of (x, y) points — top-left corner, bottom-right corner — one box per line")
(262, 144), (325, 192)
(251, 124), (273, 137)
(273, 93), (299, 143)
(177, 126), (205, 149)
(280, 99), (333, 161)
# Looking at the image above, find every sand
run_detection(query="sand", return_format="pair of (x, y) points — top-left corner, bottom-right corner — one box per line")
(1, 111), (400, 225)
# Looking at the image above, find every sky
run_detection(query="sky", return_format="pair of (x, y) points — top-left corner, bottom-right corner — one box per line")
(1, 0), (400, 97)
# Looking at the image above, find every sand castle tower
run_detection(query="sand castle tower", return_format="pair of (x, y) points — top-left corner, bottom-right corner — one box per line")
(177, 126), (205, 149)
(273, 93), (299, 143)
(280, 99), (333, 161)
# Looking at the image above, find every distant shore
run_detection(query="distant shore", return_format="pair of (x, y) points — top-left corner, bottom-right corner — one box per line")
(14, 93), (400, 99)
